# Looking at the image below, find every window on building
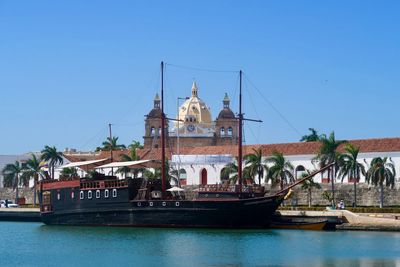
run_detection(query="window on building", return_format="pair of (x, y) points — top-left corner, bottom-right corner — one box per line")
(227, 127), (233, 136)
(150, 127), (155, 136)
(220, 127), (225, 136)
(96, 190), (100, 199)
(80, 191), (84, 200)
(113, 189), (117, 198)
(88, 190), (92, 199)
(105, 189), (109, 198)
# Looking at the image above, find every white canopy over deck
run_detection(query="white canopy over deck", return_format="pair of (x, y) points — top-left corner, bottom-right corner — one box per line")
(95, 159), (159, 169)
(58, 158), (109, 169)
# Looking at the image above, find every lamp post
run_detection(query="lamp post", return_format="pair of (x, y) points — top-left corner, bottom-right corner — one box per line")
(177, 96), (189, 186)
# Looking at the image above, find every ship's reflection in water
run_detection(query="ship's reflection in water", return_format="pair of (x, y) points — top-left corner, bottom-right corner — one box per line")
(1, 222), (399, 267)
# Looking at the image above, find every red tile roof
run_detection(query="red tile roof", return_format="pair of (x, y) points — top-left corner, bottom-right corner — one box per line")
(63, 137), (400, 162)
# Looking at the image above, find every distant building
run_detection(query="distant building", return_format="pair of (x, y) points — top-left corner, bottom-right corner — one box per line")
(143, 81), (238, 149)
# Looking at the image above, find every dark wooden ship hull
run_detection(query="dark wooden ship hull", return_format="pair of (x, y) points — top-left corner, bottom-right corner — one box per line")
(41, 197), (284, 228)
(39, 179), (285, 228)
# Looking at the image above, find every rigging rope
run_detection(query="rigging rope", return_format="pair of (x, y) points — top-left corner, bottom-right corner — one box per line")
(243, 74), (302, 137)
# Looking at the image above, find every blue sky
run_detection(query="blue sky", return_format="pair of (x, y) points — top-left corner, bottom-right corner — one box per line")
(0, 1), (399, 154)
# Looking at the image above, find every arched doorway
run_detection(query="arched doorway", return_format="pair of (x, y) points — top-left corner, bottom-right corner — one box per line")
(179, 169), (187, 186)
(200, 168), (208, 185)
(295, 165), (306, 179)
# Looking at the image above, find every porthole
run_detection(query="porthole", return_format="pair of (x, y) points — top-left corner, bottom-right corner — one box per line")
(137, 202), (141, 207)
(105, 189), (109, 198)
(88, 190), (92, 199)
(150, 202), (154, 207)
(80, 191), (84, 200)
(162, 201), (166, 207)
(112, 189), (117, 198)
(175, 202), (180, 207)
(96, 190), (100, 199)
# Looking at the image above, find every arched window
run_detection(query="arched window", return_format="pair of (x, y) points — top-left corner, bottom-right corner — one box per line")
(227, 127), (233, 136)
(220, 127), (225, 136)
(150, 127), (155, 136)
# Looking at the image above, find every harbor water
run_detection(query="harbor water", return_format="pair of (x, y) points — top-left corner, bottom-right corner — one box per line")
(1, 222), (400, 267)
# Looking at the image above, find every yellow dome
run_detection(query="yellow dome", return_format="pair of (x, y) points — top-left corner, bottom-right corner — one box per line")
(176, 81), (212, 125)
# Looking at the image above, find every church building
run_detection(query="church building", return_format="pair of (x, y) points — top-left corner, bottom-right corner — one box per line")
(143, 81), (238, 149)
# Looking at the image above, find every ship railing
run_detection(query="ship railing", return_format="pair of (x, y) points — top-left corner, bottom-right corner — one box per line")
(198, 184), (264, 193)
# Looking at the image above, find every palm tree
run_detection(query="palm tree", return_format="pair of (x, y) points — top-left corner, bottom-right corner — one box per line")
(143, 160), (173, 183)
(300, 128), (322, 142)
(265, 151), (294, 189)
(117, 145), (144, 178)
(41, 146), (64, 179)
(300, 171), (321, 207)
(365, 157), (396, 208)
(337, 144), (366, 207)
(313, 131), (346, 208)
(96, 137), (126, 151)
(244, 148), (268, 185)
(25, 154), (44, 205)
(128, 140), (143, 150)
(60, 167), (78, 178)
(222, 161), (239, 185)
(2, 161), (25, 203)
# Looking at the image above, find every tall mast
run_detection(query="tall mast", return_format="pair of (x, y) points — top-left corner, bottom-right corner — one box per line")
(109, 123), (114, 176)
(238, 70), (243, 194)
(161, 61), (166, 196)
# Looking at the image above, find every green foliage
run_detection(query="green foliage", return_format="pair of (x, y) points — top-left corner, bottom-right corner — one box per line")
(322, 190), (333, 202)
(366, 157), (396, 188)
(96, 136), (126, 151)
(300, 128), (322, 142)
(338, 144), (366, 182)
(60, 167), (78, 178)
(313, 131), (346, 207)
(2, 161), (24, 188)
(338, 144), (365, 207)
(243, 148), (267, 185)
(265, 151), (294, 189)
(41, 145), (63, 179)
(117, 141), (144, 178)
(143, 160), (174, 183)
(313, 131), (347, 171)
(365, 157), (396, 208)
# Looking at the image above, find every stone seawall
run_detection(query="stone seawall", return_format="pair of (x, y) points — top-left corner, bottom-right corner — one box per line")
(0, 188), (35, 204)
(184, 184), (400, 207)
(1, 183), (399, 206)
(277, 183), (400, 207)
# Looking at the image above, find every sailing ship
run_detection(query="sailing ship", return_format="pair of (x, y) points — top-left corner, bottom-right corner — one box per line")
(39, 62), (329, 228)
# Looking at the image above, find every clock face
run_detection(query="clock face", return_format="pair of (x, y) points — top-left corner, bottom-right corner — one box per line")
(187, 124), (195, 132)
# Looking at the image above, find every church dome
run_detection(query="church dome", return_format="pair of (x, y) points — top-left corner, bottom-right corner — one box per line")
(177, 81), (212, 124)
(217, 108), (235, 119)
(217, 93), (235, 119)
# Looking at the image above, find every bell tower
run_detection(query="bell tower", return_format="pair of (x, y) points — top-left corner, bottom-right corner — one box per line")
(215, 93), (238, 146)
(143, 93), (169, 149)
